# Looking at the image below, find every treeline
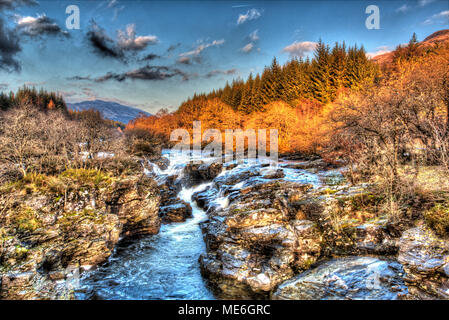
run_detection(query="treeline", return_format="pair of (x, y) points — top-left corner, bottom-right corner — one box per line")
(128, 40), (379, 152)
(0, 86), (67, 112)
(183, 40), (378, 113)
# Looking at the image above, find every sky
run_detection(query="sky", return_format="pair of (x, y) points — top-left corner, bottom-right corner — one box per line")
(0, 0), (448, 113)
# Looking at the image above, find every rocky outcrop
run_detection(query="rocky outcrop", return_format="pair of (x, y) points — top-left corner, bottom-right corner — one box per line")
(398, 225), (449, 299)
(196, 165), (323, 297)
(159, 200), (192, 223)
(272, 256), (408, 300)
(0, 173), (160, 299)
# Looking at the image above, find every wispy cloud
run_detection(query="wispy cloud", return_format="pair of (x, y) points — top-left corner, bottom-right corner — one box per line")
(418, 0), (436, 7)
(205, 69), (237, 78)
(423, 10), (449, 25)
(237, 8), (261, 25)
(180, 39), (225, 57)
(282, 41), (317, 58)
(249, 29), (259, 41)
(396, 4), (409, 13)
(177, 39), (224, 64)
(240, 42), (254, 53)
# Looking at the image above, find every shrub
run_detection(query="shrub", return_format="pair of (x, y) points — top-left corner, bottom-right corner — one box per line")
(424, 202), (449, 237)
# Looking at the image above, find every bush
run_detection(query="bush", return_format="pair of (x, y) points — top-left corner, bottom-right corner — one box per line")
(424, 202), (449, 237)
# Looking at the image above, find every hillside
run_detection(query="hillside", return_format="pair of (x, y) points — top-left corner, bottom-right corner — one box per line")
(68, 100), (151, 124)
(372, 29), (449, 64)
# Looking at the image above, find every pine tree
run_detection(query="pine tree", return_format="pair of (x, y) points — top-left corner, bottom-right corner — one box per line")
(310, 40), (333, 103)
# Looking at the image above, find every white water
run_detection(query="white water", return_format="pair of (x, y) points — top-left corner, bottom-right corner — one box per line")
(76, 150), (333, 300)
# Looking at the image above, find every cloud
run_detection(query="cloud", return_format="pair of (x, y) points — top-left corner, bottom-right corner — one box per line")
(419, 0), (436, 6)
(281, 41), (317, 58)
(117, 24), (158, 51)
(87, 20), (123, 59)
(167, 43), (181, 52)
(249, 29), (259, 42)
(0, 0), (37, 11)
(0, 82), (8, 89)
(107, 0), (118, 8)
(396, 4), (409, 13)
(237, 8), (261, 24)
(141, 53), (161, 61)
(179, 39), (225, 57)
(86, 21), (159, 61)
(94, 65), (190, 82)
(366, 46), (392, 59)
(67, 75), (92, 81)
(423, 10), (449, 25)
(205, 69), (237, 78)
(240, 42), (254, 53)
(16, 15), (69, 38)
(0, 17), (21, 72)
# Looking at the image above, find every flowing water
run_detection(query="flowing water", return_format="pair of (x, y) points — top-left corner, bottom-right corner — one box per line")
(75, 150), (332, 300)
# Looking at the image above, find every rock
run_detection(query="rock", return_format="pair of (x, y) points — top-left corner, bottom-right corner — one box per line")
(159, 200), (192, 223)
(199, 176), (323, 297)
(153, 157), (170, 170)
(104, 175), (161, 237)
(272, 257), (408, 300)
(184, 161), (223, 186)
(354, 221), (398, 255)
(0, 172), (161, 299)
(398, 225), (449, 299)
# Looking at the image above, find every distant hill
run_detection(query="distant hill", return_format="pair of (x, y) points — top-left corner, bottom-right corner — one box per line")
(372, 29), (449, 65)
(67, 100), (151, 124)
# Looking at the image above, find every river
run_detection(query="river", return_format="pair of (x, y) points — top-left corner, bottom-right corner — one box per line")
(75, 150), (333, 300)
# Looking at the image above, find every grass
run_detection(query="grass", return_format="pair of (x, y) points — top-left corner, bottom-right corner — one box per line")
(2, 168), (116, 196)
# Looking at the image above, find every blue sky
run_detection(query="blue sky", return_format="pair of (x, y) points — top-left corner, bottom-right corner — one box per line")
(0, 0), (448, 112)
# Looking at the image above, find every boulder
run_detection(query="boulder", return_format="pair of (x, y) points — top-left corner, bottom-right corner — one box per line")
(159, 200), (193, 223)
(398, 225), (449, 299)
(272, 256), (408, 300)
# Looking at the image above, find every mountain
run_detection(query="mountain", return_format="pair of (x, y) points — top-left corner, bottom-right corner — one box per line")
(372, 29), (449, 65)
(67, 100), (151, 124)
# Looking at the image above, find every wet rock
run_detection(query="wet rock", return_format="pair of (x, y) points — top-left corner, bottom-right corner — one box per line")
(272, 257), (408, 300)
(160, 200), (193, 223)
(398, 225), (449, 299)
(199, 177), (323, 296)
(153, 157), (170, 170)
(184, 161), (223, 185)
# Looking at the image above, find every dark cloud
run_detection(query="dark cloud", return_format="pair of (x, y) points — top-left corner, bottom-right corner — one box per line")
(95, 65), (190, 82)
(141, 53), (161, 61)
(86, 21), (159, 61)
(0, 0), (38, 11)
(205, 69), (237, 78)
(16, 15), (69, 38)
(0, 17), (21, 72)
(67, 75), (91, 81)
(87, 20), (124, 59)
(167, 43), (181, 52)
